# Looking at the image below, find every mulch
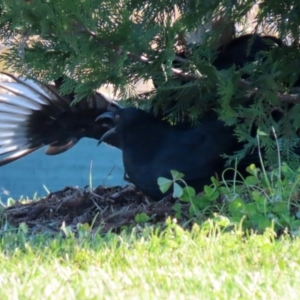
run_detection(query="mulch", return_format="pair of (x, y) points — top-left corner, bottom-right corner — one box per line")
(3, 185), (188, 235)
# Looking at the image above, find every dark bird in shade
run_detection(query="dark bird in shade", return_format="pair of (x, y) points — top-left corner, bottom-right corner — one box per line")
(96, 107), (254, 200)
(212, 33), (283, 70)
(152, 34), (284, 121)
(0, 72), (121, 166)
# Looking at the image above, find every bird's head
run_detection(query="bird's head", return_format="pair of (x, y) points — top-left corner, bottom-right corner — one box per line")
(95, 107), (150, 146)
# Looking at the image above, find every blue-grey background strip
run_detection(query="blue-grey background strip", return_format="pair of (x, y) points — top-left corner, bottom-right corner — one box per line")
(0, 139), (126, 202)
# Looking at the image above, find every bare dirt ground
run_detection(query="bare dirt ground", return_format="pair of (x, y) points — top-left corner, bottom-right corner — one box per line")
(4, 185), (186, 235)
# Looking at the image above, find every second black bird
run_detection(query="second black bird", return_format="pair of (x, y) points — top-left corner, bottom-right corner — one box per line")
(97, 107), (251, 199)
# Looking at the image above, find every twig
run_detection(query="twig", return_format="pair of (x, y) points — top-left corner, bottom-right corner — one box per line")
(278, 93), (300, 103)
(81, 26), (300, 103)
(82, 26), (201, 81)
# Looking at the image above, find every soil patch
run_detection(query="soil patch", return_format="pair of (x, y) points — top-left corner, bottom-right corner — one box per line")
(4, 185), (186, 235)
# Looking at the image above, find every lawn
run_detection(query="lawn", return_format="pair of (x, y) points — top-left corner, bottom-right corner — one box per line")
(0, 221), (300, 299)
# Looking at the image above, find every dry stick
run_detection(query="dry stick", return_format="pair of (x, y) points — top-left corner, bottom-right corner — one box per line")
(82, 26), (201, 81)
(83, 27), (300, 104)
(277, 93), (300, 103)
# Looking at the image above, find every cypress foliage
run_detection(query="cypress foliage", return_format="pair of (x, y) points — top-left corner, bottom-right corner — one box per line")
(1, 0), (300, 166)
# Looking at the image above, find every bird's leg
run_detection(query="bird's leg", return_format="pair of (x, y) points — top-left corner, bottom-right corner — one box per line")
(123, 172), (132, 182)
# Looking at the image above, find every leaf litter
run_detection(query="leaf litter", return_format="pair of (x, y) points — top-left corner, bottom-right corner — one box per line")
(3, 185), (187, 235)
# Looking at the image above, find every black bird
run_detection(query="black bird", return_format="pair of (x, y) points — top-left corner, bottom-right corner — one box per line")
(96, 107), (250, 199)
(152, 34), (283, 121)
(212, 33), (283, 70)
(0, 72), (121, 166)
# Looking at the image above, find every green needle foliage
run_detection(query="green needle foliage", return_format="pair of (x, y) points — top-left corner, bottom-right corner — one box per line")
(1, 0), (300, 166)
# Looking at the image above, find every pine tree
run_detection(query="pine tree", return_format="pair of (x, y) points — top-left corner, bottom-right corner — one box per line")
(1, 0), (300, 166)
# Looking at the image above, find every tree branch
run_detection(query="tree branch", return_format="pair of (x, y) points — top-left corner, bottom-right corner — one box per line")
(81, 26), (300, 104)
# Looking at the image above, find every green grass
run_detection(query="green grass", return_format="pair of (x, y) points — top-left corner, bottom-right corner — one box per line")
(1, 222), (300, 299)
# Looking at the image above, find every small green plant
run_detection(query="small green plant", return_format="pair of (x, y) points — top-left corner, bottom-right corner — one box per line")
(135, 213), (150, 223)
(158, 130), (300, 234)
(158, 170), (220, 218)
(158, 163), (300, 234)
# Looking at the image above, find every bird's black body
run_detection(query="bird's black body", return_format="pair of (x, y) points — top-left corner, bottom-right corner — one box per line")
(212, 34), (282, 70)
(152, 34), (284, 121)
(99, 107), (248, 199)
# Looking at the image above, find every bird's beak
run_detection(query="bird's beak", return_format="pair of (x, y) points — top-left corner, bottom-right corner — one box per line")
(95, 111), (118, 146)
(95, 111), (116, 122)
(97, 127), (117, 146)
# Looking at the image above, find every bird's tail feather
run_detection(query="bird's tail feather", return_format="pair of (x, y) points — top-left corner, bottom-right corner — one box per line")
(0, 72), (120, 166)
